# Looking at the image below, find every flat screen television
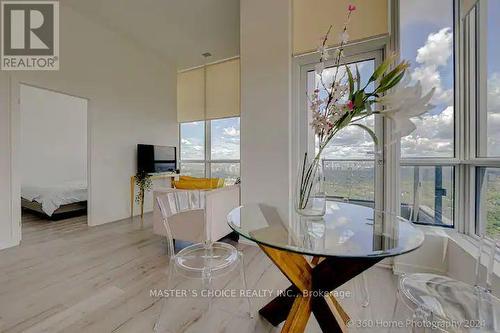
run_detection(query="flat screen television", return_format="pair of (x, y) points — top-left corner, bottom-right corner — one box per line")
(137, 144), (177, 174)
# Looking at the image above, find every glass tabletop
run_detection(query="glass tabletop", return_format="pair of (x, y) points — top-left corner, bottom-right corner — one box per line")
(227, 201), (425, 259)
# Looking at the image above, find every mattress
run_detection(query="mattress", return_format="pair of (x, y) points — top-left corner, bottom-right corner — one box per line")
(21, 181), (87, 216)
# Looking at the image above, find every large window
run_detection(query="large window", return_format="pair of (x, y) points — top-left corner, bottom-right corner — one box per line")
(472, 0), (500, 240)
(179, 117), (240, 184)
(481, 0), (500, 157)
(399, 0), (456, 226)
(398, 0), (500, 241)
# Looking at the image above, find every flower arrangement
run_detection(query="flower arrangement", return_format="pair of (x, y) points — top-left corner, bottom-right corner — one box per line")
(296, 5), (435, 215)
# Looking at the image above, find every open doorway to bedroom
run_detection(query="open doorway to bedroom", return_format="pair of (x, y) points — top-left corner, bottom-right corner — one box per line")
(19, 84), (89, 230)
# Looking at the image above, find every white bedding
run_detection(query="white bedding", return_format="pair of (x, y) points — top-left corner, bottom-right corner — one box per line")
(22, 181), (87, 216)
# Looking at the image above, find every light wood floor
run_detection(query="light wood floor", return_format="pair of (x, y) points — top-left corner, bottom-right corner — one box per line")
(0, 213), (404, 333)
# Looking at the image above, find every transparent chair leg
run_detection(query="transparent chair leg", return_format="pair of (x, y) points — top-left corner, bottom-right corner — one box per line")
(390, 290), (402, 333)
(412, 306), (431, 333)
(359, 273), (370, 307)
(202, 268), (214, 315)
(154, 258), (175, 332)
(238, 252), (254, 318)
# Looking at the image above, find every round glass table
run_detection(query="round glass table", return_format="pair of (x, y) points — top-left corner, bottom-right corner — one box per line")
(227, 201), (425, 333)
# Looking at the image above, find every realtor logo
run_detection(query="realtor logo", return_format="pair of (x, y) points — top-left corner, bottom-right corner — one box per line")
(1, 1), (59, 70)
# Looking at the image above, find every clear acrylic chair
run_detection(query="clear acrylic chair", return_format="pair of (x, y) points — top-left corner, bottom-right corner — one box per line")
(391, 237), (500, 332)
(154, 189), (252, 332)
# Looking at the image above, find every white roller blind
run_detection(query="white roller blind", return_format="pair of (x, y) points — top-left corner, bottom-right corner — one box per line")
(177, 58), (240, 123)
(177, 67), (205, 122)
(206, 58), (240, 120)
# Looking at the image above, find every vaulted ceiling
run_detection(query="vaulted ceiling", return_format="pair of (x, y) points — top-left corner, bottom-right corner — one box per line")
(66, 0), (240, 70)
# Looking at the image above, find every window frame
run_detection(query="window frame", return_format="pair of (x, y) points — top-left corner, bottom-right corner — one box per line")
(295, 44), (386, 212)
(292, 0), (500, 241)
(395, 0), (500, 241)
(179, 117), (241, 181)
(464, 1), (500, 239)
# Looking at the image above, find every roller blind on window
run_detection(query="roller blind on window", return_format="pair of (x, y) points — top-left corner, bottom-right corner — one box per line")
(177, 58), (240, 123)
(206, 58), (240, 120)
(177, 67), (205, 123)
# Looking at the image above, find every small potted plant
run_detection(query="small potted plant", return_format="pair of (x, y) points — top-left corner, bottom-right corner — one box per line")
(135, 170), (152, 224)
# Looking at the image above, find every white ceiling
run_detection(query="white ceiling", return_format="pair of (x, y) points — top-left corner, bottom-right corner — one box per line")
(66, 0), (240, 70)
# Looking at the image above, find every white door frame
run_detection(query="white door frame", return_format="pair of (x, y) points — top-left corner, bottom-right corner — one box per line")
(10, 79), (92, 244)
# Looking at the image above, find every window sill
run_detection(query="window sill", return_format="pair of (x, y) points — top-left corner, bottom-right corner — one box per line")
(440, 228), (500, 289)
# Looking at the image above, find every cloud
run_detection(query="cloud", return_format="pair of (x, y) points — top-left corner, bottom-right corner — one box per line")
(401, 106), (454, 157)
(398, 27), (455, 157)
(211, 142), (240, 159)
(320, 107), (455, 159)
(411, 27), (453, 106)
(180, 136), (204, 159)
(212, 127), (240, 159)
(223, 126), (240, 137)
(416, 28), (453, 67)
(321, 116), (376, 159)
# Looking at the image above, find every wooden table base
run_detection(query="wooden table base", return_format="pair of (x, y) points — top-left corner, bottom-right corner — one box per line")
(258, 245), (382, 333)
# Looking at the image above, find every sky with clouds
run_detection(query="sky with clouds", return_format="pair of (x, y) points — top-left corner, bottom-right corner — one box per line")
(399, 0), (455, 158)
(180, 117), (240, 160)
(400, 0), (500, 158)
(312, 0), (457, 160)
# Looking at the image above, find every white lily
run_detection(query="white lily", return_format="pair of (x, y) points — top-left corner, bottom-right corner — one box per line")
(377, 75), (435, 137)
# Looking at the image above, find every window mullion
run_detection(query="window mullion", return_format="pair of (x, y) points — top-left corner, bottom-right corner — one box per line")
(205, 120), (211, 178)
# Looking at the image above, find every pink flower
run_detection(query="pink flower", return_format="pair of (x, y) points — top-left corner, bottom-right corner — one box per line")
(347, 100), (354, 110)
(348, 4), (356, 11)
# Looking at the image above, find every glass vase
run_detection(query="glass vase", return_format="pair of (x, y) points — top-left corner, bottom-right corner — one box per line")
(295, 156), (326, 217)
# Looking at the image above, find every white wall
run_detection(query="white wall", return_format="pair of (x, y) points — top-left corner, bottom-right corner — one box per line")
(20, 85), (88, 187)
(240, 0), (292, 219)
(0, 3), (177, 248)
(0, 73), (13, 249)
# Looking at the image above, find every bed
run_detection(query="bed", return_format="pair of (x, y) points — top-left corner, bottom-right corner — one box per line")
(21, 181), (87, 220)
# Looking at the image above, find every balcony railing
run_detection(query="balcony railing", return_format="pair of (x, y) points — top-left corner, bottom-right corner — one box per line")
(321, 159), (375, 203)
(322, 160), (454, 227)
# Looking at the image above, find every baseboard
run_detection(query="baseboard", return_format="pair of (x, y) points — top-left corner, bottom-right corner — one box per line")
(0, 238), (20, 250)
(393, 262), (447, 275)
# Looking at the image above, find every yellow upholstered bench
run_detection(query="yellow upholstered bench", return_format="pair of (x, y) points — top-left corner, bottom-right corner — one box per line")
(173, 176), (224, 190)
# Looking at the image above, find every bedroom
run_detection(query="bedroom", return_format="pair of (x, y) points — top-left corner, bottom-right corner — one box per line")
(19, 84), (89, 226)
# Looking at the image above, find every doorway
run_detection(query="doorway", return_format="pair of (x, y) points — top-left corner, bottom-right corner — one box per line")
(19, 84), (89, 233)
(299, 50), (384, 211)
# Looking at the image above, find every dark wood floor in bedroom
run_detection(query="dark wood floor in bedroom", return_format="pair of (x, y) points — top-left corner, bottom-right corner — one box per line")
(0, 213), (401, 332)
